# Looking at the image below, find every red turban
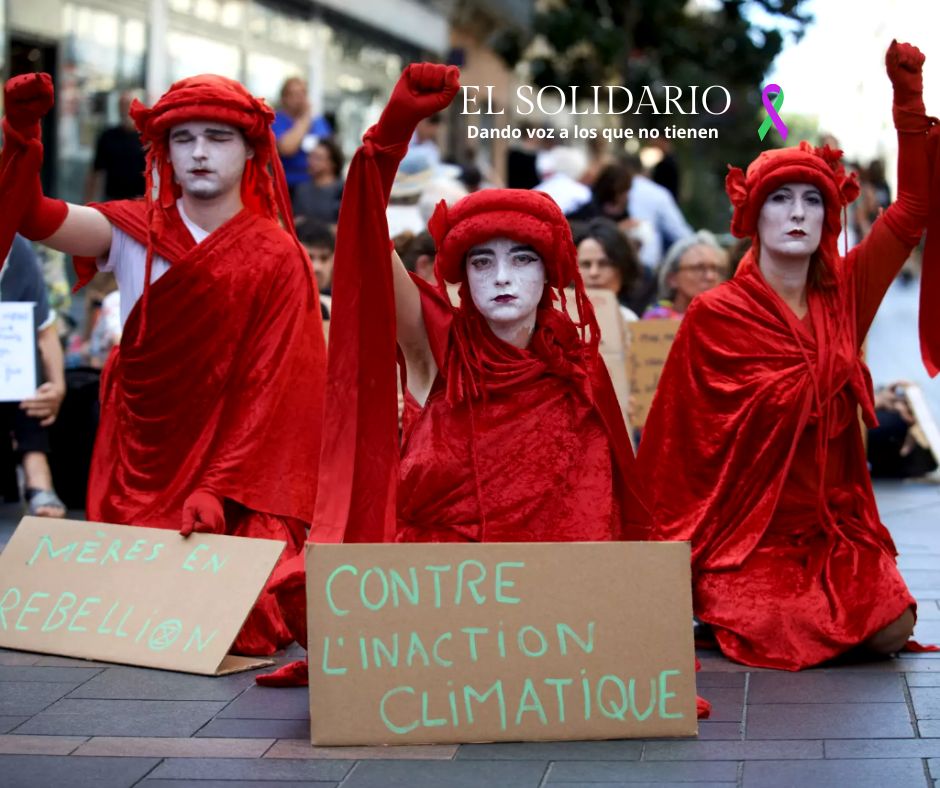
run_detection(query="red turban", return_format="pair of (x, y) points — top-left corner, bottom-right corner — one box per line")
(725, 141), (861, 287)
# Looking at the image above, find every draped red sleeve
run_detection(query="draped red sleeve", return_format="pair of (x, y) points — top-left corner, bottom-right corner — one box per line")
(86, 199), (325, 655)
(0, 120), (43, 266)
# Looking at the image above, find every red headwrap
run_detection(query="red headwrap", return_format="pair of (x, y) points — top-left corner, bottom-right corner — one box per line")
(427, 189), (601, 403)
(126, 74), (307, 341)
(725, 141), (860, 286)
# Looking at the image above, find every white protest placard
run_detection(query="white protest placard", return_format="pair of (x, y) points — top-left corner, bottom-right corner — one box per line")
(0, 517), (286, 675)
(0, 302), (37, 402)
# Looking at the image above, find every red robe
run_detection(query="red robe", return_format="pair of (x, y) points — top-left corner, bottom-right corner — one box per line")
(398, 279), (646, 542)
(86, 200), (325, 655)
(639, 219), (919, 670)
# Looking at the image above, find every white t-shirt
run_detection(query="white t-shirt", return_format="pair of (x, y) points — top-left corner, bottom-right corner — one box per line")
(98, 200), (210, 328)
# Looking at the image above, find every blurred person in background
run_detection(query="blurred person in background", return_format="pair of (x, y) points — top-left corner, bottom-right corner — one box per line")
(84, 90), (146, 202)
(297, 221), (335, 319)
(535, 145), (593, 216)
(574, 218), (641, 322)
(273, 76), (333, 197)
(624, 154), (694, 270)
(292, 138), (344, 225)
(644, 231), (730, 319)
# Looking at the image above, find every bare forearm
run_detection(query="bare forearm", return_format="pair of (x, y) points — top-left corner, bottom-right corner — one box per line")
(276, 115), (311, 156)
(37, 323), (65, 391)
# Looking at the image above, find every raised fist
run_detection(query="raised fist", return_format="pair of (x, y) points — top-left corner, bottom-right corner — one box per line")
(180, 489), (225, 538)
(386, 63), (460, 127)
(4, 73), (54, 138)
(886, 40), (925, 108)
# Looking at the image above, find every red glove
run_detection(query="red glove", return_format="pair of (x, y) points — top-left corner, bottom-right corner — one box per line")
(365, 63), (460, 203)
(180, 489), (225, 537)
(3, 73), (54, 140)
(1, 73), (67, 240)
(886, 40), (927, 130)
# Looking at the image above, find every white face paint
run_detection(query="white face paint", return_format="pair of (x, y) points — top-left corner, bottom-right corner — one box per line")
(466, 237), (546, 345)
(168, 120), (253, 201)
(757, 182), (825, 260)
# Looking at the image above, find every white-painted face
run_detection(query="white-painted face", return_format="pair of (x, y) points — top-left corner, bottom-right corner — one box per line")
(168, 120), (253, 200)
(757, 182), (825, 259)
(466, 237), (546, 328)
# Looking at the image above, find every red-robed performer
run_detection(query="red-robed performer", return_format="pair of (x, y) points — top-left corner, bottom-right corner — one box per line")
(0, 73), (325, 655)
(638, 42), (940, 671)
(258, 64), (716, 712)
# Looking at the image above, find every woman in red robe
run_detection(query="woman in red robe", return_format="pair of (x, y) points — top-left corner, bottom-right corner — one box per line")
(638, 42), (939, 670)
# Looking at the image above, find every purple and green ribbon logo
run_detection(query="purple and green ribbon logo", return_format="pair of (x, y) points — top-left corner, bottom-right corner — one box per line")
(758, 84), (788, 141)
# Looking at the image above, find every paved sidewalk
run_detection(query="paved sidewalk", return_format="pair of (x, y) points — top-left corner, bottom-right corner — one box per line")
(0, 480), (938, 788)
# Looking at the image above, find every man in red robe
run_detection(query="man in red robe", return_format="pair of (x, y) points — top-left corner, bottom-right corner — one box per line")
(0, 73), (325, 656)
(639, 42), (938, 670)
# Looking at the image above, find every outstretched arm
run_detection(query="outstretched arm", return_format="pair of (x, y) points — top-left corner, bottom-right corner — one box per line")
(364, 64), (459, 402)
(852, 41), (932, 338)
(2, 73), (112, 258)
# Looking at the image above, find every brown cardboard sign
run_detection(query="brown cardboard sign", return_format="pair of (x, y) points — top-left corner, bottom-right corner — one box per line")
(0, 517), (285, 675)
(626, 319), (682, 428)
(307, 541), (697, 745)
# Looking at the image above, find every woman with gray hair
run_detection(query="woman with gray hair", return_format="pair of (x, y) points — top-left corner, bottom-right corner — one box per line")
(643, 230), (729, 319)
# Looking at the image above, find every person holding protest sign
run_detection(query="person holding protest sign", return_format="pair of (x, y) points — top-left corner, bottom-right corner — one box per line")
(639, 41), (939, 670)
(0, 72), (326, 656)
(260, 64), (680, 700)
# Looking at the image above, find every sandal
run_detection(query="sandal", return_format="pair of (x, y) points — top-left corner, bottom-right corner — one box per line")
(25, 488), (67, 518)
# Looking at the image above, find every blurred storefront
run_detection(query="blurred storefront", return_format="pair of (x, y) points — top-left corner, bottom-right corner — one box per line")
(1, 0), (450, 201)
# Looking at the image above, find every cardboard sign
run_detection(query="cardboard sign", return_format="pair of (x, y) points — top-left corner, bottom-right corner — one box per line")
(0, 517), (285, 675)
(626, 319), (682, 428)
(307, 541), (697, 745)
(0, 302), (37, 402)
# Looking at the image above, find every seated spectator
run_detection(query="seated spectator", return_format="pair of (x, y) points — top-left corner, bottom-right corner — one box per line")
(297, 221), (335, 319)
(292, 139), (344, 225)
(868, 382), (938, 478)
(273, 76), (333, 196)
(644, 231), (729, 319)
(573, 218), (641, 322)
(0, 235), (66, 517)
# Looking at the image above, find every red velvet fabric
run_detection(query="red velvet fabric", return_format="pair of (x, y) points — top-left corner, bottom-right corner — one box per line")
(87, 199), (325, 655)
(639, 216), (923, 670)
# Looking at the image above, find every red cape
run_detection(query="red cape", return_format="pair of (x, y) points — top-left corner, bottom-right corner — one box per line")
(86, 199), (325, 529)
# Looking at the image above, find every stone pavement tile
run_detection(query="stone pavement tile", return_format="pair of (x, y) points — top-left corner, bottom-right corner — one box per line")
(149, 756), (351, 780)
(693, 657), (766, 674)
(824, 738), (940, 758)
(912, 687), (940, 719)
(903, 571), (940, 591)
(33, 655), (113, 667)
(741, 758), (927, 788)
(195, 718), (310, 739)
(915, 602), (940, 620)
(545, 760), (738, 782)
(549, 784), (733, 788)
(642, 740), (822, 761)
(74, 736), (274, 758)
(0, 681), (82, 715)
(745, 702), (913, 739)
(697, 722), (742, 740)
(0, 716), (28, 733)
(343, 760), (547, 787)
(899, 555), (940, 571)
(0, 651), (40, 666)
(914, 622), (940, 642)
(921, 720), (940, 736)
(264, 739), (458, 759)
(0, 754), (159, 788)
(699, 687), (744, 723)
(139, 782), (335, 788)
(747, 672), (904, 703)
(16, 698), (227, 736)
(696, 673), (746, 688)
(217, 685), (309, 719)
(0, 734), (87, 754)
(929, 758), (938, 779)
(456, 740), (642, 760)
(69, 665), (255, 701)
(0, 666), (102, 683)
(907, 673), (940, 687)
